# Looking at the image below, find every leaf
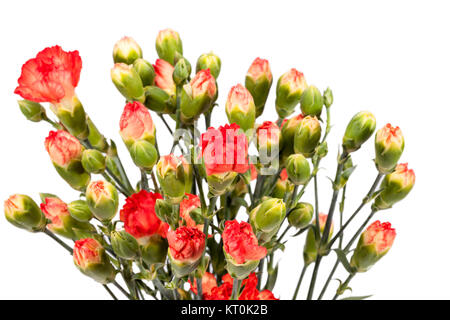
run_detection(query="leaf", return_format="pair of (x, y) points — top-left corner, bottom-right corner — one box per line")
(340, 295), (373, 300)
(334, 249), (356, 274)
(292, 224), (313, 237)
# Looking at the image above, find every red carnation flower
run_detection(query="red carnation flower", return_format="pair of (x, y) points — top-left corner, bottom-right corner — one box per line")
(45, 130), (83, 167)
(15, 45), (82, 103)
(200, 123), (249, 176)
(222, 220), (267, 264)
(120, 190), (168, 239)
(167, 226), (205, 263)
(189, 272), (218, 297)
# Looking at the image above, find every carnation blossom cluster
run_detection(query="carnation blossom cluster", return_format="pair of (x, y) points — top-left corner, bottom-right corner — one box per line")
(4, 28), (415, 300)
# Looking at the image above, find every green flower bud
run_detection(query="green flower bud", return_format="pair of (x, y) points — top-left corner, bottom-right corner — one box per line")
(373, 163), (415, 210)
(350, 220), (396, 273)
(250, 198), (286, 243)
(133, 58), (155, 86)
(180, 69), (216, 123)
(111, 63), (145, 103)
(375, 124), (405, 174)
(206, 171), (238, 197)
(86, 117), (108, 152)
(196, 52), (221, 79)
(111, 230), (140, 260)
(155, 28), (183, 65)
(173, 58), (190, 85)
(288, 202), (313, 229)
(4, 194), (46, 232)
(245, 58), (272, 117)
(113, 36), (142, 65)
(293, 116), (322, 157)
(50, 95), (89, 139)
(18, 99), (46, 122)
(270, 171), (294, 199)
(342, 111), (376, 153)
(275, 68), (307, 118)
(315, 141), (328, 160)
(285, 154), (311, 185)
(41, 197), (95, 240)
(86, 180), (119, 222)
(300, 85), (323, 117)
(73, 238), (116, 284)
(225, 84), (256, 131)
(143, 85), (176, 114)
(68, 199), (93, 222)
(323, 87), (333, 108)
(129, 140), (158, 170)
(303, 214), (333, 265)
(81, 149), (106, 174)
(141, 234), (168, 265)
(156, 155), (186, 204)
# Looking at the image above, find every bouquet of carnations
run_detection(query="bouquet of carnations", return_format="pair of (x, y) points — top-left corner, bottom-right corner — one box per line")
(5, 28), (415, 300)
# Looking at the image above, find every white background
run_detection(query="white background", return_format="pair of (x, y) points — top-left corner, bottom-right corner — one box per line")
(0, 0), (449, 300)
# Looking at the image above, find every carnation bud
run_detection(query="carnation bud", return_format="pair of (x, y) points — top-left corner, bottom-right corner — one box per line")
(155, 28), (183, 65)
(180, 69), (217, 123)
(113, 36), (142, 65)
(133, 58), (155, 86)
(86, 117), (108, 152)
(120, 101), (156, 147)
(73, 238), (116, 284)
(45, 130), (91, 191)
(111, 230), (140, 260)
(225, 84), (256, 131)
(303, 214), (333, 265)
(293, 116), (322, 157)
(180, 156), (194, 194)
(256, 121), (280, 157)
(279, 114), (304, 162)
(315, 141), (328, 159)
(41, 197), (94, 240)
(173, 58), (190, 85)
(206, 172), (238, 197)
(111, 63), (145, 103)
(17, 99), (46, 122)
(156, 155), (187, 204)
(68, 199), (93, 222)
(373, 163), (415, 210)
(375, 124), (405, 174)
(275, 68), (307, 118)
(288, 202), (314, 229)
(196, 52), (221, 79)
(86, 181), (119, 222)
(300, 85), (324, 117)
(129, 140), (158, 170)
(245, 58), (273, 117)
(270, 170), (294, 199)
(4, 194), (46, 232)
(81, 149), (106, 174)
(143, 86), (175, 114)
(50, 95), (89, 139)
(350, 221), (396, 272)
(153, 59), (176, 96)
(250, 198), (286, 243)
(323, 87), (333, 108)
(342, 111), (376, 153)
(141, 234), (169, 265)
(167, 226), (205, 277)
(285, 154), (311, 185)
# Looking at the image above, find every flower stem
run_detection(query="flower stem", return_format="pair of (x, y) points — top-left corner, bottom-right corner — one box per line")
(231, 278), (241, 300)
(150, 170), (160, 193)
(332, 273), (355, 300)
(112, 280), (134, 300)
(292, 264), (308, 300)
(103, 284), (118, 300)
(140, 169), (149, 191)
(43, 229), (73, 254)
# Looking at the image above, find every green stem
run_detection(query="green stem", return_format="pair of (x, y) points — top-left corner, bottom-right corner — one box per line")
(159, 113), (173, 135)
(333, 273), (355, 300)
(103, 284), (118, 300)
(257, 259), (265, 291)
(141, 169), (149, 191)
(292, 264), (308, 300)
(112, 280), (134, 300)
(43, 229), (73, 254)
(313, 173), (320, 239)
(231, 279), (241, 300)
(328, 173), (383, 248)
(317, 260), (339, 300)
(150, 171), (160, 193)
